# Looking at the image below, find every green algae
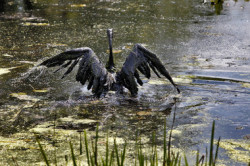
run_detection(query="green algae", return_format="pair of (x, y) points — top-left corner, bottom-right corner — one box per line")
(219, 139), (250, 164)
(148, 76), (193, 85)
(0, 68), (14, 76)
(148, 79), (168, 85)
(58, 116), (97, 124)
(173, 77), (193, 84)
(10, 93), (41, 102)
(2, 53), (14, 57)
(241, 83), (250, 88)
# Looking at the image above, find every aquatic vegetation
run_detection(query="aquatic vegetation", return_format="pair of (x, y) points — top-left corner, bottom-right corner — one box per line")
(0, 66), (22, 76)
(0, 68), (11, 75)
(10, 92), (41, 102)
(32, 89), (49, 93)
(106, 49), (123, 54)
(21, 22), (50, 26)
(70, 4), (87, 8)
(219, 139), (250, 163)
(36, 117), (220, 166)
(2, 53), (13, 57)
(241, 83), (250, 88)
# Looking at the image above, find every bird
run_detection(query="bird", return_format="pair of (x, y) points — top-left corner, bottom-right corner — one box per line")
(39, 29), (180, 98)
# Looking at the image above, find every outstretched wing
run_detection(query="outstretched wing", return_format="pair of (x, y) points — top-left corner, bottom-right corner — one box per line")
(40, 47), (114, 97)
(118, 44), (180, 96)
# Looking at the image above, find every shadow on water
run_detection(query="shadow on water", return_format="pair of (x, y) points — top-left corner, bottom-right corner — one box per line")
(0, 0), (250, 165)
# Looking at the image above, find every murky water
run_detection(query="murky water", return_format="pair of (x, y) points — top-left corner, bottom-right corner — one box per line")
(0, 0), (249, 165)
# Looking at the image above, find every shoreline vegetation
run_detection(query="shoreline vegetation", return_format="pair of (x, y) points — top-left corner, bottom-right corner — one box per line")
(36, 105), (221, 166)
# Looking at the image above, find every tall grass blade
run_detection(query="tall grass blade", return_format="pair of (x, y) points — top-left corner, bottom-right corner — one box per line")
(54, 151), (57, 166)
(109, 149), (114, 166)
(168, 99), (177, 165)
(155, 140), (158, 166)
(90, 151), (95, 166)
(95, 124), (99, 166)
(209, 121), (215, 166)
(184, 153), (189, 166)
(114, 138), (120, 166)
(53, 114), (57, 166)
(84, 130), (90, 166)
(106, 133), (109, 166)
(36, 136), (50, 166)
(80, 132), (83, 155)
(121, 141), (127, 166)
(174, 152), (180, 166)
(139, 149), (144, 166)
(213, 137), (221, 166)
(69, 141), (77, 166)
(198, 155), (205, 165)
(196, 149), (199, 166)
(163, 119), (167, 166)
(101, 156), (105, 166)
(65, 155), (68, 166)
(135, 131), (138, 166)
(205, 147), (208, 166)
(11, 156), (19, 166)
(137, 139), (144, 166)
(178, 157), (181, 166)
(151, 132), (156, 166)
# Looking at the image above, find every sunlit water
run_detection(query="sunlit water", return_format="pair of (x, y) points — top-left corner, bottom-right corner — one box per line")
(0, 0), (249, 165)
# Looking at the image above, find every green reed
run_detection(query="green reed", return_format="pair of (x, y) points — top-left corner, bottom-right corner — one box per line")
(36, 115), (220, 166)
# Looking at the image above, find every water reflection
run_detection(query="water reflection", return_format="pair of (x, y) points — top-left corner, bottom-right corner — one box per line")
(214, 0), (224, 15)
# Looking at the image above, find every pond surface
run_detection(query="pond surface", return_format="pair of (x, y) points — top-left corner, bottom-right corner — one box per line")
(0, 0), (249, 165)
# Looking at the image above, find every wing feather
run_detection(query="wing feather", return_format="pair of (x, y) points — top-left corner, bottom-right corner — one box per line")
(40, 47), (114, 97)
(119, 44), (180, 96)
(53, 61), (72, 73)
(61, 59), (80, 79)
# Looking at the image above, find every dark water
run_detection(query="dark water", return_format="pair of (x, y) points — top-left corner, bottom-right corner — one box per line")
(0, 0), (249, 165)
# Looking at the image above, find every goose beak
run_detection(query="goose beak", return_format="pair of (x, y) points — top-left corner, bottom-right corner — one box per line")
(107, 29), (113, 48)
